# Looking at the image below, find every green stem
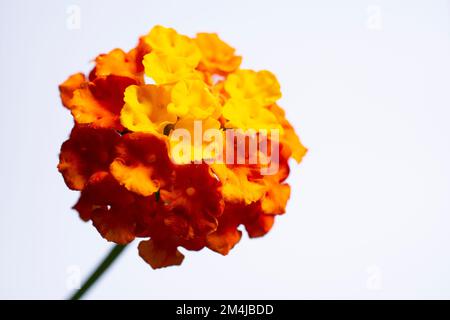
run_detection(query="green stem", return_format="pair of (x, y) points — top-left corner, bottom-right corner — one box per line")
(70, 244), (128, 300)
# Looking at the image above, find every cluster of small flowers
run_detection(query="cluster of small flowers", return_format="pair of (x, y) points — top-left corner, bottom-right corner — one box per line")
(58, 26), (306, 268)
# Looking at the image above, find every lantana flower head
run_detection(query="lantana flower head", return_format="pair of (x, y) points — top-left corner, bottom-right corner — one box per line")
(58, 25), (307, 269)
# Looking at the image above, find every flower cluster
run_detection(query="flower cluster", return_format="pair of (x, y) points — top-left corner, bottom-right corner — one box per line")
(58, 26), (306, 269)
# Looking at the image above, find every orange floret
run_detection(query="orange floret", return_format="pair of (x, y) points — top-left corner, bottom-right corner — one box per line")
(59, 73), (86, 109)
(110, 133), (173, 197)
(195, 33), (242, 74)
(93, 48), (144, 83)
(68, 75), (137, 130)
(58, 125), (120, 191)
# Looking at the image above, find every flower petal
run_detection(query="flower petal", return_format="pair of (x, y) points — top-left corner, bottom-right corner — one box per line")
(168, 79), (220, 119)
(195, 33), (242, 74)
(58, 125), (120, 190)
(138, 239), (184, 269)
(142, 25), (201, 67)
(269, 104), (307, 163)
(244, 212), (275, 238)
(223, 98), (282, 131)
(224, 69), (281, 106)
(211, 164), (266, 204)
(69, 75), (137, 129)
(110, 133), (173, 196)
(120, 84), (176, 134)
(206, 203), (243, 255)
(143, 52), (201, 85)
(59, 73), (86, 109)
(94, 48), (143, 83)
(160, 163), (224, 239)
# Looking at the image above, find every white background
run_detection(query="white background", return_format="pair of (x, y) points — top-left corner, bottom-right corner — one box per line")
(1, 0), (449, 299)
